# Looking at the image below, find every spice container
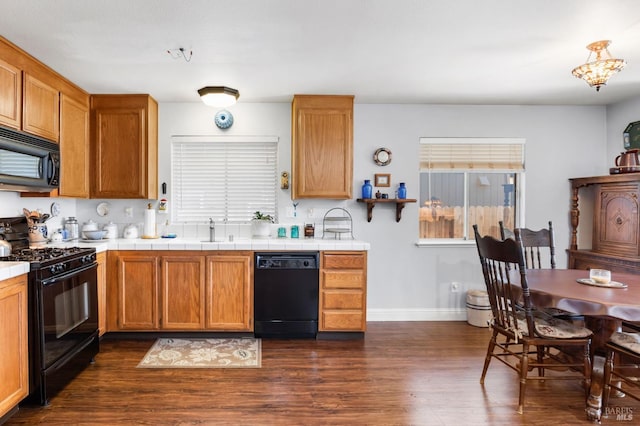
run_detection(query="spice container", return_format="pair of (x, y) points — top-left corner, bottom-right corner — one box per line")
(304, 224), (315, 238)
(65, 217), (79, 240)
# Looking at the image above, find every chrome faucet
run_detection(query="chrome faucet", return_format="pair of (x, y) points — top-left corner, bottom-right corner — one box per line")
(209, 218), (215, 242)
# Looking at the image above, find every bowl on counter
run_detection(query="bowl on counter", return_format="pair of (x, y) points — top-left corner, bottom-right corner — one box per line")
(83, 230), (106, 240)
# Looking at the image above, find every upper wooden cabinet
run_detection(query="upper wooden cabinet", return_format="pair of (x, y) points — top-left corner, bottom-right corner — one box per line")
(59, 93), (90, 197)
(90, 94), (158, 199)
(22, 72), (59, 142)
(291, 95), (354, 199)
(0, 58), (21, 129)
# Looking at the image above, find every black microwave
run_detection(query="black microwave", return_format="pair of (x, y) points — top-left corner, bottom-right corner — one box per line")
(0, 127), (60, 192)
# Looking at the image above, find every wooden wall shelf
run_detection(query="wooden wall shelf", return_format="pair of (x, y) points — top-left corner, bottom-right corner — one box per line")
(356, 198), (416, 222)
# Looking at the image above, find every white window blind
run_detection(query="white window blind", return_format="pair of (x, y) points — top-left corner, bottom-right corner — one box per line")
(419, 138), (525, 171)
(171, 135), (278, 223)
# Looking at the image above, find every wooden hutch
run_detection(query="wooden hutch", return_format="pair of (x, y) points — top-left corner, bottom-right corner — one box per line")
(568, 173), (640, 273)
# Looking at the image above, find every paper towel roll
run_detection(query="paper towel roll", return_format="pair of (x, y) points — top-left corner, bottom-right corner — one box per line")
(143, 207), (156, 237)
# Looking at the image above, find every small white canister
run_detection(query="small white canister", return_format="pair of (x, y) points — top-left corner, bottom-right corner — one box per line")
(103, 222), (118, 239)
(466, 289), (492, 328)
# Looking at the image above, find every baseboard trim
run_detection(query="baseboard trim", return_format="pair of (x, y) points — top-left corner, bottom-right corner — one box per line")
(366, 309), (467, 322)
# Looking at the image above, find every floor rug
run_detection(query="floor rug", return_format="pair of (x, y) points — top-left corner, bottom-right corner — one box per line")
(137, 338), (261, 368)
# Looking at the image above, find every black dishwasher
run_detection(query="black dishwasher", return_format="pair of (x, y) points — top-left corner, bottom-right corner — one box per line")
(254, 252), (319, 338)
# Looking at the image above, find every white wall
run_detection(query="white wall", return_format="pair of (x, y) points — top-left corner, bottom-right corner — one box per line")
(0, 101), (612, 321)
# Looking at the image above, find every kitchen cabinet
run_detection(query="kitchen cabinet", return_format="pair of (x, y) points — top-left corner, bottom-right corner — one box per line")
(319, 251), (367, 332)
(205, 252), (253, 331)
(161, 255), (206, 330)
(59, 93), (90, 197)
(22, 72), (59, 142)
(114, 253), (160, 330)
(568, 174), (640, 273)
(0, 58), (21, 129)
(90, 94), (158, 199)
(107, 251), (252, 332)
(291, 95), (354, 199)
(96, 252), (107, 336)
(0, 274), (28, 420)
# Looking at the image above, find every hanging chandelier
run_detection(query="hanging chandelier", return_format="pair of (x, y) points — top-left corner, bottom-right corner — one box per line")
(571, 40), (626, 92)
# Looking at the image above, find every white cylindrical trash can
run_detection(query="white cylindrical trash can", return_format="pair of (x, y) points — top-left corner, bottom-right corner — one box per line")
(466, 289), (491, 327)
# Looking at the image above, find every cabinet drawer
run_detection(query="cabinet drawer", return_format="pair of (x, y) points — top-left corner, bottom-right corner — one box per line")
(322, 290), (364, 309)
(323, 252), (366, 269)
(321, 311), (365, 331)
(323, 270), (364, 289)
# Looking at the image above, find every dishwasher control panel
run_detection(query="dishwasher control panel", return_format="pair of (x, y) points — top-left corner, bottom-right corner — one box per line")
(255, 252), (319, 269)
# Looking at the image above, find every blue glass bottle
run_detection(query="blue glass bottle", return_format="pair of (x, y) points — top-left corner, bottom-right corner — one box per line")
(362, 179), (373, 199)
(398, 182), (407, 199)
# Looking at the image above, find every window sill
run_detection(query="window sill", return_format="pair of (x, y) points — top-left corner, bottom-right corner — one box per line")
(415, 239), (476, 248)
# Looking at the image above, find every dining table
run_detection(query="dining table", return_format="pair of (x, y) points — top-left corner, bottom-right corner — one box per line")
(523, 268), (640, 423)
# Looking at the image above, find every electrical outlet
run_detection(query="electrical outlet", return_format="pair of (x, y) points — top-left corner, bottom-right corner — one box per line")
(450, 282), (460, 293)
(125, 207), (133, 217)
(286, 207), (295, 218)
(307, 208), (314, 218)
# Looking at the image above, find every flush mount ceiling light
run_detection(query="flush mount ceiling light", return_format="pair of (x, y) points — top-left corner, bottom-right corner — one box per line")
(571, 40), (626, 92)
(197, 86), (240, 107)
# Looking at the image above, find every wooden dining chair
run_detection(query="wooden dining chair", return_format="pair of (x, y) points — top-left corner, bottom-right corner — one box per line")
(473, 225), (593, 414)
(603, 321), (640, 412)
(499, 221), (556, 269)
(499, 221), (581, 321)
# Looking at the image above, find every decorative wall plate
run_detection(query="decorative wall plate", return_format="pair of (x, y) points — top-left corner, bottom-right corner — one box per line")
(374, 147), (392, 166)
(215, 110), (234, 129)
(96, 202), (110, 217)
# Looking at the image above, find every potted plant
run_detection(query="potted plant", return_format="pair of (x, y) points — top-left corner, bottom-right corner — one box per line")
(251, 211), (274, 238)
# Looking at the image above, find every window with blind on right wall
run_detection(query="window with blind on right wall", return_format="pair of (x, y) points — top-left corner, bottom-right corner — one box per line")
(418, 137), (525, 242)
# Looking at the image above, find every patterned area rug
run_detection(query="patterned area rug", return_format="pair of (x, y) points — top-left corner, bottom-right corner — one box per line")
(137, 338), (261, 368)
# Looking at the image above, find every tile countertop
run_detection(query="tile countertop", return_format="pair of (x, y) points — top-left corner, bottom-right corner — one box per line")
(0, 238), (369, 281)
(54, 237), (371, 253)
(0, 261), (30, 281)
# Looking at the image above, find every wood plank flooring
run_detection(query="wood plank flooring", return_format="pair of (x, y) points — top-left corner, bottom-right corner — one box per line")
(6, 322), (637, 425)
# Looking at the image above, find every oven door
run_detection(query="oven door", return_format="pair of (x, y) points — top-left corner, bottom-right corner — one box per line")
(38, 263), (98, 369)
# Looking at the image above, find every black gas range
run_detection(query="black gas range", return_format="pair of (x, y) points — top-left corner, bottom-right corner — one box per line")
(0, 216), (99, 406)
(1, 246), (97, 279)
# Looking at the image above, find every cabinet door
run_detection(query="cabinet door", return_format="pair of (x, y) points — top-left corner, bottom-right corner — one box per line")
(91, 95), (158, 199)
(0, 275), (28, 418)
(0, 58), (21, 129)
(59, 93), (90, 197)
(161, 255), (206, 329)
(116, 254), (159, 330)
(23, 72), (59, 142)
(593, 183), (640, 257)
(319, 251), (367, 332)
(291, 95), (353, 199)
(205, 252), (253, 331)
(96, 252), (107, 336)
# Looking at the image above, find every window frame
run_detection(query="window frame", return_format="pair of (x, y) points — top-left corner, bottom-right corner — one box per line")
(417, 137), (525, 246)
(170, 135), (279, 224)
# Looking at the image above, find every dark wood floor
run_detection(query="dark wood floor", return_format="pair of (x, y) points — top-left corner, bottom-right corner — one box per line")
(6, 322), (637, 425)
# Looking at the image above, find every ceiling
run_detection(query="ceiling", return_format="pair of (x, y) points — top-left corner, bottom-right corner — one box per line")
(3, 0), (640, 106)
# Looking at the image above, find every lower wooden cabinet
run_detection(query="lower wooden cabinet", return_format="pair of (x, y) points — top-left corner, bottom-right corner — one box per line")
(96, 252), (107, 336)
(0, 274), (29, 419)
(115, 253), (160, 330)
(320, 251), (367, 332)
(205, 253), (253, 331)
(161, 255), (206, 330)
(107, 251), (252, 332)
